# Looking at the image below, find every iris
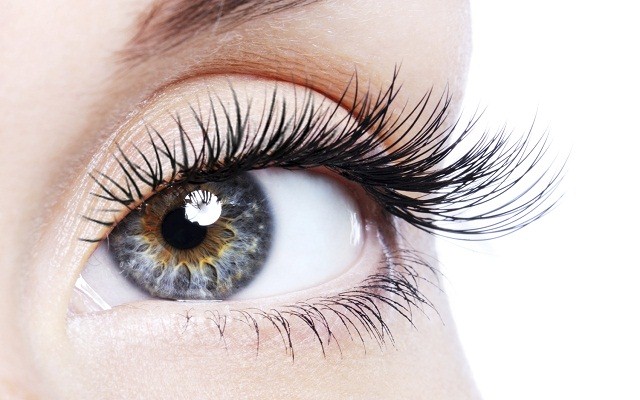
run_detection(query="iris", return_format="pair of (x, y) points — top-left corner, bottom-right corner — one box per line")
(108, 173), (272, 300)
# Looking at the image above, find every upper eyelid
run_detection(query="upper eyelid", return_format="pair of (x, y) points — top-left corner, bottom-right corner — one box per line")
(89, 79), (430, 237)
(80, 73), (562, 245)
(78, 78), (354, 236)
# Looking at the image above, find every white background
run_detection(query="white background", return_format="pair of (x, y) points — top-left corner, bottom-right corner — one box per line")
(440, 1), (640, 399)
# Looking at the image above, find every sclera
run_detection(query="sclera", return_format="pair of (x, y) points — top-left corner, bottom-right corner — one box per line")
(71, 76), (370, 310)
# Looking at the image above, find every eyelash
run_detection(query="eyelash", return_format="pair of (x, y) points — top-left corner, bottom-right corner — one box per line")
(78, 73), (562, 356)
(197, 249), (438, 359)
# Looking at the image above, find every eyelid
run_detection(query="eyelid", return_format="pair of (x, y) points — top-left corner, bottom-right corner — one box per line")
(68, 244), (442, 358)
(81, 72), (562, 244)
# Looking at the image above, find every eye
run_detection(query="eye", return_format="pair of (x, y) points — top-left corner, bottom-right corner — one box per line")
(79, 168), (364, 307)
(70, 75), (561, 356)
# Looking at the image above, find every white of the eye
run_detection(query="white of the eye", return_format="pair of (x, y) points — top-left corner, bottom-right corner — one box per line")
(231, 169), (363, 300)
(184, 189), (222, 226)
(76, 169), (364, 308)
(79, 241), (153, 308)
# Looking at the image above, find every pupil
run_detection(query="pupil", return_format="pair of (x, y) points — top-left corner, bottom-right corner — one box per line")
(161, 208), (208, 250)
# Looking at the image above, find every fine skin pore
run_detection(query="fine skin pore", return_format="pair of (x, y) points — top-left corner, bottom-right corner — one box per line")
(0, 0), (478, 399)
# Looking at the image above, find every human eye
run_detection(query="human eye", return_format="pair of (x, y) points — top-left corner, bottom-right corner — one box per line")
(3, 1), (573, 398)
(68, 72), (562, 355)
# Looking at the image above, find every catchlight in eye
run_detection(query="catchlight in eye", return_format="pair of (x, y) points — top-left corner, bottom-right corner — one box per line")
(184, 189), (222, 226)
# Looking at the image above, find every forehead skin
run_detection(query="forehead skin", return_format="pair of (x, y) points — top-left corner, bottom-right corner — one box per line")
(0, 0), (475, 399)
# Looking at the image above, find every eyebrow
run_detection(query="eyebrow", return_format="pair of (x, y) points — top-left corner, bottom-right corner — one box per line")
(124, 0), (320, 62)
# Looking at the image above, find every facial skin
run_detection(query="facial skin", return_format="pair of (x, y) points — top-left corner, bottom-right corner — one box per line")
(0, 1), (477, 399)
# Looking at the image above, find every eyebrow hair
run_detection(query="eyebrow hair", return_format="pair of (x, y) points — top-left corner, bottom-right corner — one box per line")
(124, 0), (320, 62)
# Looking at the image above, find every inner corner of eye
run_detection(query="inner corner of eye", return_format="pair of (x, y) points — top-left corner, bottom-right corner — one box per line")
(71, 167), (368, 312)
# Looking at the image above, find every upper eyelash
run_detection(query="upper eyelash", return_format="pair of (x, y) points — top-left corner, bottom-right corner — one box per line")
(82, 72), (563, 242)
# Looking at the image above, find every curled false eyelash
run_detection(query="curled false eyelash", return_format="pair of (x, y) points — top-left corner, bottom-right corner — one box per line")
(82, 74), (562, 242)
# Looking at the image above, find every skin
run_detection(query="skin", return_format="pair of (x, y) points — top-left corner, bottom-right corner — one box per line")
(0, 0), (477, 398)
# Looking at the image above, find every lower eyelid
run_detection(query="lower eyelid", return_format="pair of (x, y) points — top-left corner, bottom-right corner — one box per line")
(67, 221), (441, 358)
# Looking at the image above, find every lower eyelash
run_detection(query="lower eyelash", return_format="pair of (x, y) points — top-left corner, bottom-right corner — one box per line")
(172, 248), (440, 359)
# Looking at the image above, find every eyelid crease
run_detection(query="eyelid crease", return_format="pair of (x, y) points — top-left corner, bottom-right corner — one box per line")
(81, 72), (563, 243)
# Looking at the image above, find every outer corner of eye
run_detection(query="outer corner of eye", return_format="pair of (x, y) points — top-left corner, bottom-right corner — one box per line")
(70, 167), (372, 314)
